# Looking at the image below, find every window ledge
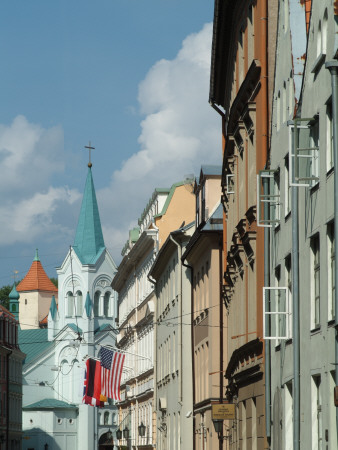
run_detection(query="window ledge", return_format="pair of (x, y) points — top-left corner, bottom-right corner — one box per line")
(284, 211), (291, 222)
(310, 181), (320, 194)
(326, 166), (334, 178)
(327, 319), (336, 327)
(311, 53), (326, 74)
(310, 326), (321, 335)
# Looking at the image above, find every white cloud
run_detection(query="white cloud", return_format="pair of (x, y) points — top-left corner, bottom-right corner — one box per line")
(0, 116), (81, 247)
(0, 186), (80, 246)
(113, 23), (220, 188)
(99, 23), (221, 261)
(0, 115), (65, 200)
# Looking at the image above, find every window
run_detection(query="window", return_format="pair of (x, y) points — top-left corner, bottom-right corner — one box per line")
(309, 118), (320, 185)
(94, 291), (100, 317)
(196, 193), (200, 226)
(263, 286), (290, 340)
(104, 411), (109, 425)
(257, 170), (280, 227)
(277, 92), (281, 131)
(284, 156), (291, 216)
(290, 118), (320, 187)
(201, 185), (206, 222)
(25, 299), (27, 305)
(67, 292), (74, 317)
(327, 101), (333, 171)
(75, 291), (82, 317)
(284, 381), (293, 448)
(285, 254), (292, 338)
(311, 235), (320, 328)
(317, 21), (322, 58)
(283, 0), (289, 32)
(328, 222), (335, 320)
(311, 375), (322, 449)
(104, 292), (110, 317)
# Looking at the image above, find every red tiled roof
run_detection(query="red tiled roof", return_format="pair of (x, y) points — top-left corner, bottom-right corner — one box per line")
(39, 314), (48, 326)
(17, 260), (58, 293)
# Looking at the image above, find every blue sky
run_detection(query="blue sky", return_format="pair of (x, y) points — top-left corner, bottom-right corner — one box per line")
(0, 1), (221, 285)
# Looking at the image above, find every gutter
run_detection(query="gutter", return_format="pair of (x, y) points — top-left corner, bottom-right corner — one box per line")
(325, 60), (338, 444)
(263, 175), (271, 441)
(181, 257), (195, 450)
(292, 120), (300, 450)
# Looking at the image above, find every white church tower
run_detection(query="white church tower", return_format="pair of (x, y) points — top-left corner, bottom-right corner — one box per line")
(21, 161), (119, 450)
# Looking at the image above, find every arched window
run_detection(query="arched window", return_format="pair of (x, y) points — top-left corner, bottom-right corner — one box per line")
(322, 9), (328, 55)
(94, 291), (100, 317)
(104, 411), (109, 425)
(104, 292), (110, 317)
(317, 21), (322, 57)
(67, 292), (74, 316)
(76, 291), (83, 317)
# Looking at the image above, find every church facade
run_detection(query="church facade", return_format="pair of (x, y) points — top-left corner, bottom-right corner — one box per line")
(19, 165), (119, 449)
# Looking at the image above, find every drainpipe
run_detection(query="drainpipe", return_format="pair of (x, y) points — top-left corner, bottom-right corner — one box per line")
(292, 121), (300, 450)
(325, 60), (338, 443)
(263, 176), (271, 442)
(169, 235), (183, 403)
(218, 240), (224, 450)
(182, 257), (195, 450)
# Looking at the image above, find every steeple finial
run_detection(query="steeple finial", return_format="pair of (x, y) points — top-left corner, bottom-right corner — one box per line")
(84, 141), (95, 168)
(34, 248), (40, 261)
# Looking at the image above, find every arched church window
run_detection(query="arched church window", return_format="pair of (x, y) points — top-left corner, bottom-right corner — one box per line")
(75, 291), (83, 317)
(11, 304), (16, 313)
(104, 411), (109, 425)
(104, 292), (110, 317)
(94, 291), (100, 317)
(67, 292), (74, 316)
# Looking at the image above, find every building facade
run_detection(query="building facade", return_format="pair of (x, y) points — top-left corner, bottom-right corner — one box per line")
(209, 1), (278, 448)
(149, 221), (195, 450)
(182, 166), (225, 450)
(266, 1), (338, 449)
(0, 293), (25, 450)
(112, 180), (195, 449)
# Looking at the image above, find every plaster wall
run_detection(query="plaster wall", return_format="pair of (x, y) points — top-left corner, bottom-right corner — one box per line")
(268, 1), (337, 448)
(155, 184), (195, 249)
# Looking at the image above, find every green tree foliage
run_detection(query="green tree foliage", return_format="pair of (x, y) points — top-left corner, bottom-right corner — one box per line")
(50, 277), (58, 288)
(0, 285), (12, 310)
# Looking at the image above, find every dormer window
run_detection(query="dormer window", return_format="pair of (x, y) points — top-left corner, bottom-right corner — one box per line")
(196, 193), (200, 226)
(201, 185), (206, 222)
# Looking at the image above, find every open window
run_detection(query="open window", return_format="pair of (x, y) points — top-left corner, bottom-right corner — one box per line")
(263, 287), (291, 340)
(226, 174), (235, 194)
(257, 170), (280, 227)
(289, 117), (320, 187)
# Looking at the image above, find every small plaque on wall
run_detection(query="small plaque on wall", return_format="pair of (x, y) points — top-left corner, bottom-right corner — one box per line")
(212, 403), (235, 420)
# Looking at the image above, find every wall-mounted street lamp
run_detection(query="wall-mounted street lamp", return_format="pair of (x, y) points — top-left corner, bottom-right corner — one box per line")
(123, 426), (129, 439)
(138, 422), (146, 437)
(116, 428), (122, 440)
(212, 419), (228, 441)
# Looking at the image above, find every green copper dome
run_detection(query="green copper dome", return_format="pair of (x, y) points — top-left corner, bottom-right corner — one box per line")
(9, 284), (20, 300)
(73, 167), (105, 264)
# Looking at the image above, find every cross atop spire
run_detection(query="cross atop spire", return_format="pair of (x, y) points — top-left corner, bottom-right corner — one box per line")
(84, 141), (95, 168)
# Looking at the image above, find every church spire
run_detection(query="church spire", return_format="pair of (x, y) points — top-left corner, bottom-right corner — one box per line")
(73, 166), (105, 265)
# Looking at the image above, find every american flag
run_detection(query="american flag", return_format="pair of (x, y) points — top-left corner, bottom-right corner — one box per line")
(100, 347), (125, 401)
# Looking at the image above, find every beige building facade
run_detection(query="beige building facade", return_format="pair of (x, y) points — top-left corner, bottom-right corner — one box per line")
(112, 180), (195, 450)
(182, 166), (226, 450)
